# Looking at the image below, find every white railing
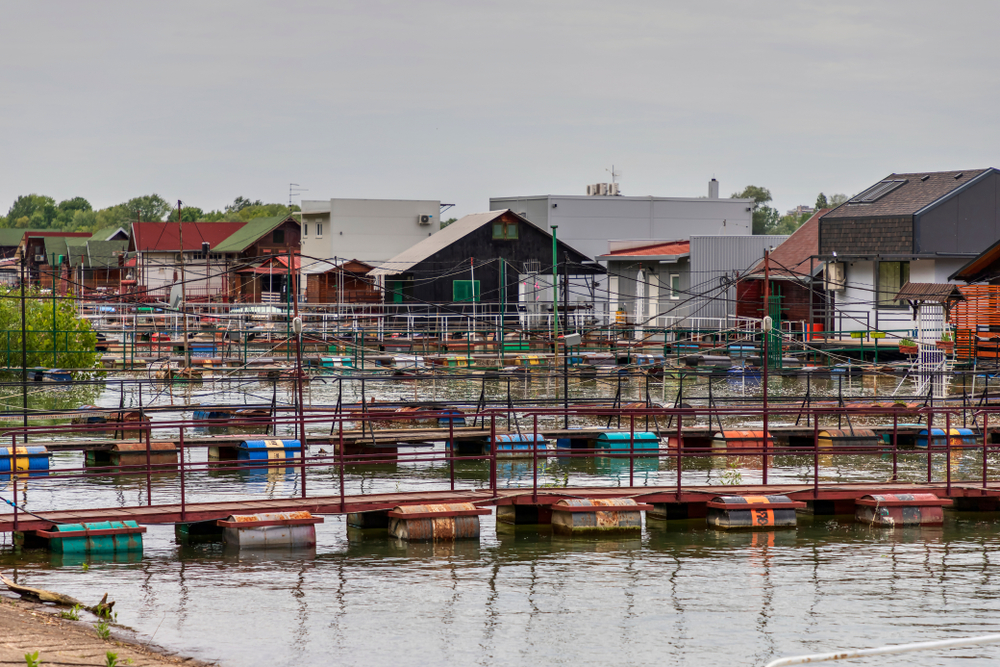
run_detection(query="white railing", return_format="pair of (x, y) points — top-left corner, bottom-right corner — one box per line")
(764, 633), (1000, 667)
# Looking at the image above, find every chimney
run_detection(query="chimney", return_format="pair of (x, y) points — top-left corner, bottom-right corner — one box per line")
(708, 178), (719, 199)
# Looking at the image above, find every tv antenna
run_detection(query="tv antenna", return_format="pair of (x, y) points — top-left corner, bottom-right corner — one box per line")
(606, 165), (622, 186)
(289, 183), (308, 207)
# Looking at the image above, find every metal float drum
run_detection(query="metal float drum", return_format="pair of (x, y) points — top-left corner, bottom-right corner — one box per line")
(706, 495), (804, 530)
(218, 511), (322, 548)
(551, 498), (651, 536)
(817, 429), (882, 450)
(492, 434), (547, 457)
(712, 431), (772, 451)
(237, 439), (301, 462)
(915, 428), (979, 449)
(387, 503), (489, 541)
(593, 432), (660, 455)
(855, 493), (951, 527)
(41, 520), (145, 555)
(0, 446), (50, 475)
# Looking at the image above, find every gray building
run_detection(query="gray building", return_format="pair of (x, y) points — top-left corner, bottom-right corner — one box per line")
(688, 235), (789, 323)
(299, 198), (441, 273)
(489, 182), (753, 262)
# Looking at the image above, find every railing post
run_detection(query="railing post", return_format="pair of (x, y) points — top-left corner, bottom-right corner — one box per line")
(449, 414), (455, 492)
(179, 420), (186, 522)
(145, 418), (152, 506)
(946, 411), (952, 495)
(983, 411), (990, 490)
(927, 408), (934, 483)
(629, 413), (635, 488)
(675, 408), (682, 498)
(532, 414), (538, 503)
(490, 414), (497, 496)
(813, 408), (819, 497)
(338, 416), (345, 513)
(892, 411), (899, 481)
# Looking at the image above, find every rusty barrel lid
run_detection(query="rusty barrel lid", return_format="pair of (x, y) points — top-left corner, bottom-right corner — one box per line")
(218, 511), (323, 527)
(111, 441), (175, 453)
(707, 495), (806, 510)
(552, 498), (654, 512)
(856, 493), (952, 507)
(388, 503), (492, 519)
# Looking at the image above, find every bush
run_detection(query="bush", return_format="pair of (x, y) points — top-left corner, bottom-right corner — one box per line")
(0, 288), (98, 373)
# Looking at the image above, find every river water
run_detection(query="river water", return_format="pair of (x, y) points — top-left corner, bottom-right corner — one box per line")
(2, 371), (1000, 666)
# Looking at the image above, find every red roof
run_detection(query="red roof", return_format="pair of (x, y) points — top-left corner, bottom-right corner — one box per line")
(749, 208), (829, 278)
(237, 253), (300, 274)
(131, 222), (246, 252)
(604, 241), (690, 257)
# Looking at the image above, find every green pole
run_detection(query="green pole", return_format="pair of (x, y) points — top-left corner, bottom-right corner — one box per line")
(51, 253), (56, 367)
(551, 225), (559, 356)
(286, 251), (292, 361)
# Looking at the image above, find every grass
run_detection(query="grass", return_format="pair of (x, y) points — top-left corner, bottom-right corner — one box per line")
(104, 651), (118, 667)
(95, 620), (111, 640)
(59, 604), (80, 621)
(24, 652), (41, 667)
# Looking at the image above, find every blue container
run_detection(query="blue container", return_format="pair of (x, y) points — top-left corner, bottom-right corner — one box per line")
(44, 369), (72, 382)
(492, 434), (547, 456)
(916, 428), (979, 449)
(237, 439), (301, 462)
(191, 343), (217, 358)
(194, 409), (230, 420)
(727, 366), (761, 389)
(48, 520), (143, 555)
(594, 432), (660, 454)
(0, 446), (50, 474)
(437, 410), (466, 427)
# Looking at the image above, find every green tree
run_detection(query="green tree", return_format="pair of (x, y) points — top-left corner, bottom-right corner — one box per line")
(7, 194), (57, 228)
(440, 217), (458, 229)
(732, 185), (780, 234)
(0, 287), (98, 374)
(225, 196), (263, 214)
(223, 203), (299, 221)
(772, 212), (811, 235)
(828, 193), (848, 207)
(815, 193), (828, 209)
(121, 194), (172, 222)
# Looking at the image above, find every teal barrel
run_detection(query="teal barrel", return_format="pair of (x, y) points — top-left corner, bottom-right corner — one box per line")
(492, 434), (548, 457)
(594, 432), (660, 454)
(45, 520), (144, 555)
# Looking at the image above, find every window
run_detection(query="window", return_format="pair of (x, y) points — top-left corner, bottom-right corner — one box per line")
(849, 179), (907, 203)
(492, 220), (518, 240)
(669, 274), (681, 299)
(453, 280), (481, 302)
(272, 230), (285, 244)
(877, 261), (910, 307)
(303, 223), (308, 237)
(316, 223), (323, 237)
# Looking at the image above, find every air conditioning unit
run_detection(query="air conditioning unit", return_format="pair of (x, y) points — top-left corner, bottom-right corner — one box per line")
(609, 183), (620, 196)
(34, 255), (45, 262)
(825, 262), (846, 292)
(417, 214), (433, 225)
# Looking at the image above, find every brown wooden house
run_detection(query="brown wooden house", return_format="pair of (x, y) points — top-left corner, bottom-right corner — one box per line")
(305, 259), (379, 303)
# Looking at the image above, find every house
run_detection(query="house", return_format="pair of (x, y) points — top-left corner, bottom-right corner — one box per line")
(217, 216), (301, 302)
(127, 216), (300, 302)
(234, 254), (299, 304)
(597, 240), (691, 326)
(299, 198), (442, 273)
(489, 180), (753, 262)
(736, 209), (831, 332)
(305, 259), (379, 304)
(368, 210), (601, 322)
(17, 231), (93, 285)
(597, 235), (788, 330)
(819, 168), (1000, 333)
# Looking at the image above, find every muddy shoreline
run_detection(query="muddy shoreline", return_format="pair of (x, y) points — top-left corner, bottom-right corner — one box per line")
(0, 592), (214, 666)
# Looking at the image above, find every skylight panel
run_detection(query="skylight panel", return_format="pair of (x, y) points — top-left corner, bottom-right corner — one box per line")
(848, 179), (907, 204)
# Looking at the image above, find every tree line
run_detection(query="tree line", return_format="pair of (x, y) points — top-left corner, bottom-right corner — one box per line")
(731, 186), (847, 235)
(0, 193), (300, 232)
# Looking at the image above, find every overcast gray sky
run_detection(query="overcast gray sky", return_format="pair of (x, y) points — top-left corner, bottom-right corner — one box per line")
(2, 0), (998, 219)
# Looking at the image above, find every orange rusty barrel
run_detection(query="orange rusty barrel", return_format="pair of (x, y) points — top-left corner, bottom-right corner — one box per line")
(550, 498), (652, 536)
(387, 503), (491, 541)
(706, 495), (805, 531)
(817, 429), (882, 450)
(712, 430), (773, 450)
(854, 493), (952, 527)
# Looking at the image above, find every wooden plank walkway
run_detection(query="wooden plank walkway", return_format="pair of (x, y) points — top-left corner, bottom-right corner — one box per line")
(3, 482), (1000, 532)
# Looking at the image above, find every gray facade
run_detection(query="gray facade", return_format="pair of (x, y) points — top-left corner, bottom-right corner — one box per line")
(300, 198), (441, 272)
(688, 235), (789, 322)
(489, 193), (752, 261)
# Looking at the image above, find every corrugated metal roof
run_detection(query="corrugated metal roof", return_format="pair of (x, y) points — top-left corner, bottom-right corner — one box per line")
(602, 241), (690, 257)
(131, 221), (246, 252)
(369, 211), (508, 276)
(894, 282), (965, 303)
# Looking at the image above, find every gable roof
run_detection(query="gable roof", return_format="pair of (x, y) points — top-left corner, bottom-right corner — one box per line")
(747, 209), (828, 278)
(949, 236), (1000, 283)
(823, 169), (993, 220)
(87, 240), (129, 269)
(90, 226), (129, 242)
(213, 215), (296, 253)
(599, 241), (690, 259)
(131, 221), (247, 252)
(0, 229), (38, 248)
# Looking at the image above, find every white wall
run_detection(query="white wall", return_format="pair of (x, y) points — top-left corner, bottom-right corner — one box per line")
(301, 198), (441, 271)
(490, 195), (752, 261)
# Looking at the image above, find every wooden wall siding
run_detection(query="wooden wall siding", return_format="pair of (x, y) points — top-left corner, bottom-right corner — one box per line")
(952, 285), (1000, 359)
(735, 279), (825, 325)
(246, 220), (301, 257)
(306, 272), (380, 304)
(819, 216), (912, 256)
(401, 210), (591, 305)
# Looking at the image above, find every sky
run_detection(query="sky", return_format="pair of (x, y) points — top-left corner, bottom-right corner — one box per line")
(2, 0), (999, 220)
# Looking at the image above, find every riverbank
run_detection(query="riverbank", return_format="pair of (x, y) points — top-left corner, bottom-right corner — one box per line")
(0, 593), (212, 666)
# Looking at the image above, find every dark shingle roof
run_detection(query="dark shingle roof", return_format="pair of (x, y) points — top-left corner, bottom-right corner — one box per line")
(893, 282), (965, 303)
(823, 169), (992, 220)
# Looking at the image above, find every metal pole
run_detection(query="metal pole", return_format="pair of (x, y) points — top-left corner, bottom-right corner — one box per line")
(552, 225), (559, 398)
(179, 419), (186, 522)
(20, 254), (28, 442)
(178, 201), (191, 369)
(762, 248), (770, 485)
(291, 248), (307, 499)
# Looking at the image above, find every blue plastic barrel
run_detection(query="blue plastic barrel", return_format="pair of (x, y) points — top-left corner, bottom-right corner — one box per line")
(237, 439), (301, 462)
(492, 434), (547, 456)
(0, 446), (50, 474)
(916, 428), (979, 449)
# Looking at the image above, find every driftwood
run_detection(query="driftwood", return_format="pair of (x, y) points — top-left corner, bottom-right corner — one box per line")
(1, 573), (115, 616)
